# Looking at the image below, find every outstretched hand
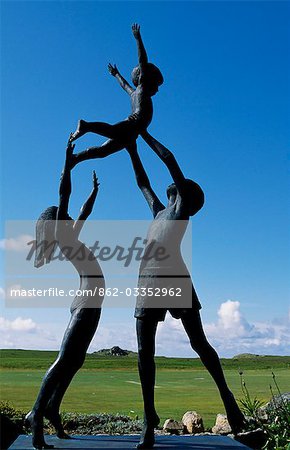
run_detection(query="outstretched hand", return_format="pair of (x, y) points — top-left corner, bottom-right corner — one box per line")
(132, 23), (141, 39)
(108, 63), (119, 76)
(92, 170), (100, 190)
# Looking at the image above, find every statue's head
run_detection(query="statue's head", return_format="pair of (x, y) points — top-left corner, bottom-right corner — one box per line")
(34, 206), (58, 268)
(166, 179), (205, 217)
(131, 63), (164, 94)
(35, 206), (74, 268)
(34, 205), (73, 268)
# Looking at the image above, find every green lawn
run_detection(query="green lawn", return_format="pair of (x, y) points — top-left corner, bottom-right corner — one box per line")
(1, 350), (289, 428)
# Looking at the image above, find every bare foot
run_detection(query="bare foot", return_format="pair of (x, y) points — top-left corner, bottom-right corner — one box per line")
(136, 413), (160, 449)
(70, 120), (87, 142)
(235, 428), (267, 448)
(44, 410), (71, 440)
(57, 430), (72, 439)
(25, 411), (54, 449)
(136, 424), (155, 449)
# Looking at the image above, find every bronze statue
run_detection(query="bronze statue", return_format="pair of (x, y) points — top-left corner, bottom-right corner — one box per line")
(24, 21), (259, 450)
(25, 139), (105, 449)
(69, 24), (163, 166)
(127, 132), (246, 449)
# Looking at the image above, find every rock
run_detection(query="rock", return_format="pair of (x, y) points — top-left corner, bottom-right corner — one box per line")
(163, 419), (184, 434)
(110, 346), (129, 356)
(212, 414), (232, 434)
(182, 411), (204, 434)
(256, 404), (268, 422)
(267, 392), (290, 413)
(257, 392), (290, 422)
(94, 346), (130, 357)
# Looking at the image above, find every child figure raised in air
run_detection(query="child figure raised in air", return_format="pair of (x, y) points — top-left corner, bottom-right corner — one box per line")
(70, 24), (163, 166)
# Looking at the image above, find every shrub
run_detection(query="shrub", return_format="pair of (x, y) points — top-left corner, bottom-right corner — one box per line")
(238, 372), (290, 450)
(0, 402), (143, 436)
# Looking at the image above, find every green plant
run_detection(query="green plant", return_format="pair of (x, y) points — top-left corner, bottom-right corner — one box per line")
(0, 402), (143, 436)
(0, 401), (26, 426)
(238, 371), (265, 418)
(237, 372), (290, 450)
(261, 373), (290, 450)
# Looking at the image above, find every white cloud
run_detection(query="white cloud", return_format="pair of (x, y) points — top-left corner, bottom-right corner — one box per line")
(0, 301), (289, 357)
(202, 301), (290, 356)
(205, 300), (253, 339)
(152, 301), (290, 357)
(218, 300), (252, 334)
(156, 315), (189, 356)
(0, 316), (58, 349)
(0, 234), (34, 251)
(0, 314), (138, 353)
(0, 316), (38, 332)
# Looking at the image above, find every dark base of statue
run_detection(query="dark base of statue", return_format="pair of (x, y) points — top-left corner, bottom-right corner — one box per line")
(8, 434), (253, 449)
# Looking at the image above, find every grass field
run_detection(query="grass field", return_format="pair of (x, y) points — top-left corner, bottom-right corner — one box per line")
(1, 350), (289, 427)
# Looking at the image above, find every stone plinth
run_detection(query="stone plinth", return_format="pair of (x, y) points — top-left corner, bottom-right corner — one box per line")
(8, 434), (252, 449)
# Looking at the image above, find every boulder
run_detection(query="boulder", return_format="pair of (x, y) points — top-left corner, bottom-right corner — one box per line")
(257, 392), (290, 422)
(267, 392), (290, 413)
(110, 346), (129, 356)
(212, 414), (231, 434)
(163, 419), (184, 434)
(182, 411), (204, 434)
(256, 404), (268, 422)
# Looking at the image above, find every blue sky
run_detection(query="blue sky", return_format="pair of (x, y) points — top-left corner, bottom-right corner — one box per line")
(1, 1), (289, 357)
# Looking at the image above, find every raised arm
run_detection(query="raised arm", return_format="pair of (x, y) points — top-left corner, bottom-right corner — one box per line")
(56, 139), (74, 221)
(73, 171), (99, 237)
(141, 130), (188, 197)
(132, 24), (148, 75)
(127, 144), (164, 217)
(108, 63), (134, 95)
